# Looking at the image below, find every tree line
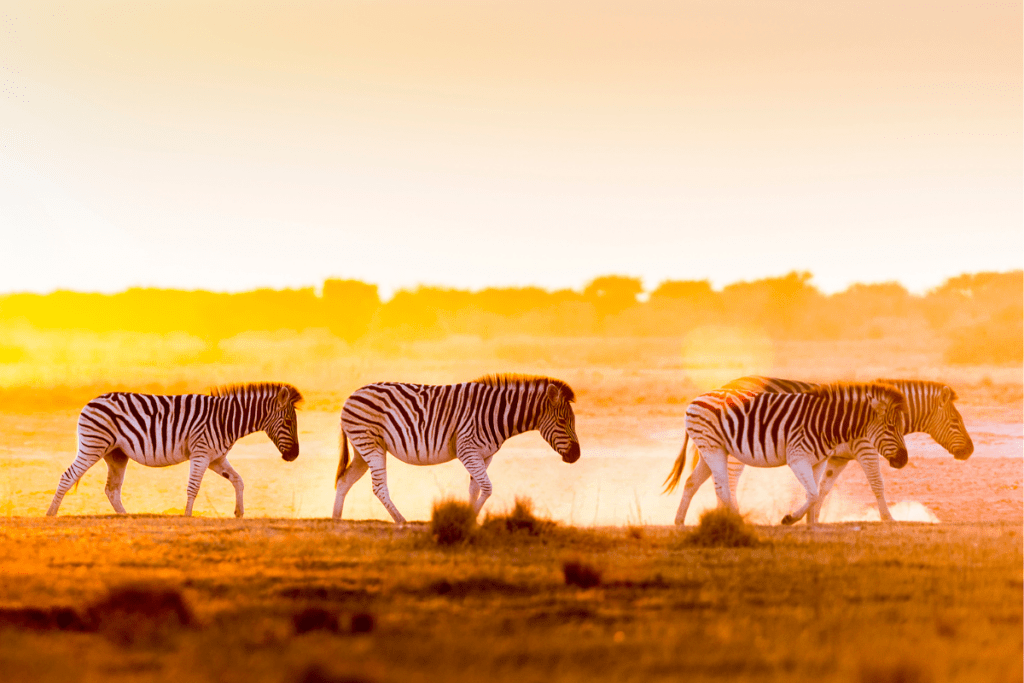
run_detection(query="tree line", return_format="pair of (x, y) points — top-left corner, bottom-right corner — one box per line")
(0, 271), (1020, 363)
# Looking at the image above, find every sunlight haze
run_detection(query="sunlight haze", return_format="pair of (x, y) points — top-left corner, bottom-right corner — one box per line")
(1, 0), (1020, 295)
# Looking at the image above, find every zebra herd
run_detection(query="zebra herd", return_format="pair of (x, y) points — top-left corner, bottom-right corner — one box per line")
(45, 373), (973, 525)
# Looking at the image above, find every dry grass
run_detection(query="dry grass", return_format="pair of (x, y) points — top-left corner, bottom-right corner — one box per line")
(683, 507), (761, 548)
(430, 498), (477, 546)
(0, 518), (1019, 683)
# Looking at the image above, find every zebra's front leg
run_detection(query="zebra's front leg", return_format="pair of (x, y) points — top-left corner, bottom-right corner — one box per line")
(727, 457), (744, 505)
(852, 442), (893, 521)
(209, 458), (245, 518)
(811, 456), (851, 521)
(675, 453), (713, 525)
(103, 450), (130, 515)
(781, 456), (821, 526)
(47, 450), (104, 516)
(468, 455), (494, 508)
(184, 455), (212, 517)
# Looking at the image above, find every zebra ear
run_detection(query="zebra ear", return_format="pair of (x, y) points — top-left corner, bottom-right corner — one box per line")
(940, 386), (953, 403)
(544, 383), (563, 405)
(276, 386), (293, 407)
(869, 397), (886, 417)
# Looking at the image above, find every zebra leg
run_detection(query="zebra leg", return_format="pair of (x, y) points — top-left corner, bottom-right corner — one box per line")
(727, 457), (744, 504)
(47, 449), (105, 516)
(852, 443), (893, 521)
(362, 448), (406, 524)
(209, 458), (245, 518)
(103, 449), (130, 515)
(333, 452), (369, 521)
(675, 453), (713, 525)
(702, 448), (735, 511)
(184, 455), (211, 517)
(781, 456), (821, 526)
(460, 453), (494, 516)
(811, 457), (851, 520)
(468, 455), (494, 508)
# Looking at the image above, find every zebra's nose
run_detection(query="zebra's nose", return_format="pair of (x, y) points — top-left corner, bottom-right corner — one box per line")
(282, 445), (299, 462)
(888, 447), (908, 469)
(954, 440), (974, 460)
(562, 442), (580, 464)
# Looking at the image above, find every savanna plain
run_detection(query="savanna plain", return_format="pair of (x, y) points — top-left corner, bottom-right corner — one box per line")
(1, 325), (1021, 683)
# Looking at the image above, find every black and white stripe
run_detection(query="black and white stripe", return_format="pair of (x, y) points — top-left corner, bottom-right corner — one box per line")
(665, 382), (909, 526)
(707, 376), (973, 521)
(332, 374), (580, 522)
(46, 383), (303, 517)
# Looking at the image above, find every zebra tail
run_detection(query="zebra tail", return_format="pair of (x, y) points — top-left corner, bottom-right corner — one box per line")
(663, 432), (690, 494)
(335, 429), (350, 489)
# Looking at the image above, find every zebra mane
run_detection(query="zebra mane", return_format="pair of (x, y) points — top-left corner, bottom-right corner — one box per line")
(876, 378), (958, 401)
(807, 381), (907, 411)
(208, 382), (304, 406)
(472, 373), (576, 403)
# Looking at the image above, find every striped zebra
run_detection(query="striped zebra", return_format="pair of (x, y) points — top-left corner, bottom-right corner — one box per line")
(706, 376), (973, 521)
(664, 382), (908, 525)
(333, 374), (580, 523)
(46, 383), (303, 518)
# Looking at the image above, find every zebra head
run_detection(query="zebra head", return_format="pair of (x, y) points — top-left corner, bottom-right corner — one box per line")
(929, 385), (974, 460)
(266, 385), (302, 461)
(538, 381), (580, 463)
(865, 387), (910, 469)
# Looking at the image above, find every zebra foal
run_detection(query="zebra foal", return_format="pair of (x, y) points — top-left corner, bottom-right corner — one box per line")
(46, 382), (302, 517)
(665, 382), (908, 526)
(333, 374), (580, 523)
(711, 376), (973, 521)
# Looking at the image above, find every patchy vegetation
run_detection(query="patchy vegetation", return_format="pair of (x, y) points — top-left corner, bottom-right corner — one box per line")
(562, 558), (603, 588)
(430, 498), (477, 546)
(682, 508), (761, 548)
(480, 496), (555, 537)
(0, 518), (1019, 683)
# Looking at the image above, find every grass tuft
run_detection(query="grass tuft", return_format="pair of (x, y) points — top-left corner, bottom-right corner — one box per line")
(293, 607), (339, 634)
(683, 508), (760, 548)
(481, 496), (555, 537)
(86, 584), (194, 645)
(430, 498), (477, 546)
(859, 660), (934, 683)
(562, 558), (602, 588)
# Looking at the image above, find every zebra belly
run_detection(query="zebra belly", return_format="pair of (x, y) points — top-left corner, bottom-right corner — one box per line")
(384, 443), (455, 466)
(112, 436), (190, 468)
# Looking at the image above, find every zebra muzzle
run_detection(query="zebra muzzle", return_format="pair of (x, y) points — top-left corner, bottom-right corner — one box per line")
(562, 442), (580, 463)
(887, 447), (908, 469)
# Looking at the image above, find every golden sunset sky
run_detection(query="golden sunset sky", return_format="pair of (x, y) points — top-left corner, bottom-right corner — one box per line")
(1, 1), (1020, 295)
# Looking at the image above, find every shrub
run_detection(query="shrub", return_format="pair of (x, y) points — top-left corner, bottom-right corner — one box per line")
(683, 508), (759, 548)
(481, 496), (555, 537)
(86, 584), (194, 645)
(430, 498), (477, 546)
(293, 607), (339, 634)
(562, 558), (602, 588)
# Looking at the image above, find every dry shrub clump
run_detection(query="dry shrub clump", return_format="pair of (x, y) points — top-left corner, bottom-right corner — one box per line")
(683, 508), (760, 548)
(430, 498), (477, 546)
(562, 558), (602, 588)
(859, 660), (934, 683)
(481, 496), (555, 537)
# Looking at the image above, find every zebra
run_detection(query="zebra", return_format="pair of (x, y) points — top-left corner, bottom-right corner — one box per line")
(695, 376), (973, 522)
(664, 382), (909, 526)
(333, 374), (580, 523)
(46, 382), (303, 518)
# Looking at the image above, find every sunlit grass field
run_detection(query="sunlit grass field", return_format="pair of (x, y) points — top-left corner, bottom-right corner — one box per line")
(0, 517), (1020, 683)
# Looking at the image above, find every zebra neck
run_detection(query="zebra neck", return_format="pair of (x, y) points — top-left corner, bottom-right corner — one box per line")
(815, 392), (873, 447)
(884, 380), (929, 434)
(494, 384), (542, 440)
(221, 394), (271, 442)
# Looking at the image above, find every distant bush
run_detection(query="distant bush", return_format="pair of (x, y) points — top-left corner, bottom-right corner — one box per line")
(562, 558), (602, 588)
(86, 584), (194, 645)
(430, 499), (477, 546)
(293, 607), (340, 634)
(683, 508), (760, 548)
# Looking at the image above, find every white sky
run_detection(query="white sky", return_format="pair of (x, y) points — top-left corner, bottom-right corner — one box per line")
(1, 1), (1021, 297)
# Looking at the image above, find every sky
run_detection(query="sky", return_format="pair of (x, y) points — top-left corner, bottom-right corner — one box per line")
(1, 1), (1021, 297)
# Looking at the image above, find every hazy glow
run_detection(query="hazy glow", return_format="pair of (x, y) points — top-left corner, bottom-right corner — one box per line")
(1, 1), (1020, 295)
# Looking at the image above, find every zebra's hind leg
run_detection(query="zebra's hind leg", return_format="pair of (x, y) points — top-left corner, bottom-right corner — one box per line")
(47, 449), (105, 516)
(333, 451), (369, 521)
(362, 448), (406, 524)
(781, 456), (821, 526)
(675, 452), (713, 525)
(103, 449), (130, 514)
(209, 457), (245, 518)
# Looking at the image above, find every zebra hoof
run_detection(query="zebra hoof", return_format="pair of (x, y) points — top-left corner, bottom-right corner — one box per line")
(781, 514), (797, 525)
